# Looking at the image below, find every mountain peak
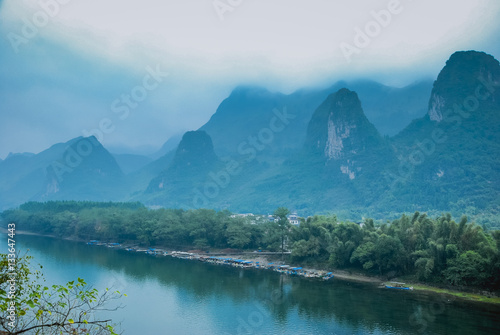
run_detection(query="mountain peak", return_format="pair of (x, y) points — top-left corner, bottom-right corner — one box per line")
(428, 50), (500, 122)
(447, 50), (498, 67)
(176, 130), (214, 153)
(170, 130), (218, 171)
(145, 130), (220, 195)
(305, 88), (382, 161)
(328, 88), (363, 115)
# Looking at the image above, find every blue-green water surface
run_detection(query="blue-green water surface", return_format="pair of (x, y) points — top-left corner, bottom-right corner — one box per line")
(4, 234), (500, 335)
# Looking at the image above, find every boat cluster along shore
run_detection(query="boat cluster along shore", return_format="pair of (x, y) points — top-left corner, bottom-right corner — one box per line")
(87, 240), (335, 280)
(170, 251), (336, 280)
(87, 240), (416, 289)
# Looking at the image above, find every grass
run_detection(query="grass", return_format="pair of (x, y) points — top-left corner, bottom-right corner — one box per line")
(410, 284), (500, 304)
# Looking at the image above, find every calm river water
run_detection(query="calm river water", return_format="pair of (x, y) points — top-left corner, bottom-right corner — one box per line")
(4, 234), (500, 334)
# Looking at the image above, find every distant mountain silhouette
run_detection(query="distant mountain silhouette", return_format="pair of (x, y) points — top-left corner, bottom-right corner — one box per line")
(1, 51), (498, 218)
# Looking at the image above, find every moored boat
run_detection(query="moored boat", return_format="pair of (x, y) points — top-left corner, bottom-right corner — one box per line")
(385, 282), (413, 290)
(323, 272), (334, 280)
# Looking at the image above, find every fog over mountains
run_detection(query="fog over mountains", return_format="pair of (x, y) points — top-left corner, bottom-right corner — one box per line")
(1, 50), (499, 219)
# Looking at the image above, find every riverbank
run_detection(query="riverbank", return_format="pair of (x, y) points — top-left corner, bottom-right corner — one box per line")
(8, 232), (500, 335)
(99, 243), (500, 305)
(409, 284), (500, 304)
(165, 250), (500, 304)
(4, 228), (499, 304)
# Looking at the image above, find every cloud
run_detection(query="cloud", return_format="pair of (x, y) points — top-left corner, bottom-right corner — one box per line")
(0, 0), (499, 158)
(4, 0), (499, 82)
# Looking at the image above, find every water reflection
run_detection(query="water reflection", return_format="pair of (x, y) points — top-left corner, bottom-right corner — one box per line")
(14, 234), (500, 335)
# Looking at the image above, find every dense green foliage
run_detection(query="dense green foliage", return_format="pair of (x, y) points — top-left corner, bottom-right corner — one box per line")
(0, 253), (123, 334)
(292, 213), (500, 290)
(2, 202), (278, 251)
(2, 201), (500, 291)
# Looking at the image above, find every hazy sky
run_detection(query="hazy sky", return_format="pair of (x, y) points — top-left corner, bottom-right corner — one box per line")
(1, 0), (499, 158)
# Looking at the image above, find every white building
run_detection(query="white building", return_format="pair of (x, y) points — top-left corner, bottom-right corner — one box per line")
(287, 212), (300, 225)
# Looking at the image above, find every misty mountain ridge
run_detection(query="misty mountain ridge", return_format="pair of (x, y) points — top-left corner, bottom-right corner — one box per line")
(305, 88), (385, 161)
(147, 130), (220, 192)
(1, 50), (498, 221)
(0, 136), (125, 209)
(200, 78), (432, 161)
(387, 50), (500, 212)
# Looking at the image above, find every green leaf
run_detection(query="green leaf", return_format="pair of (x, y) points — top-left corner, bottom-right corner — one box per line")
(68, 319), (74, 324)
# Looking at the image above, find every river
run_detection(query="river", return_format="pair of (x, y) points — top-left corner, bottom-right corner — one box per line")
(3, 234), (500, 334)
